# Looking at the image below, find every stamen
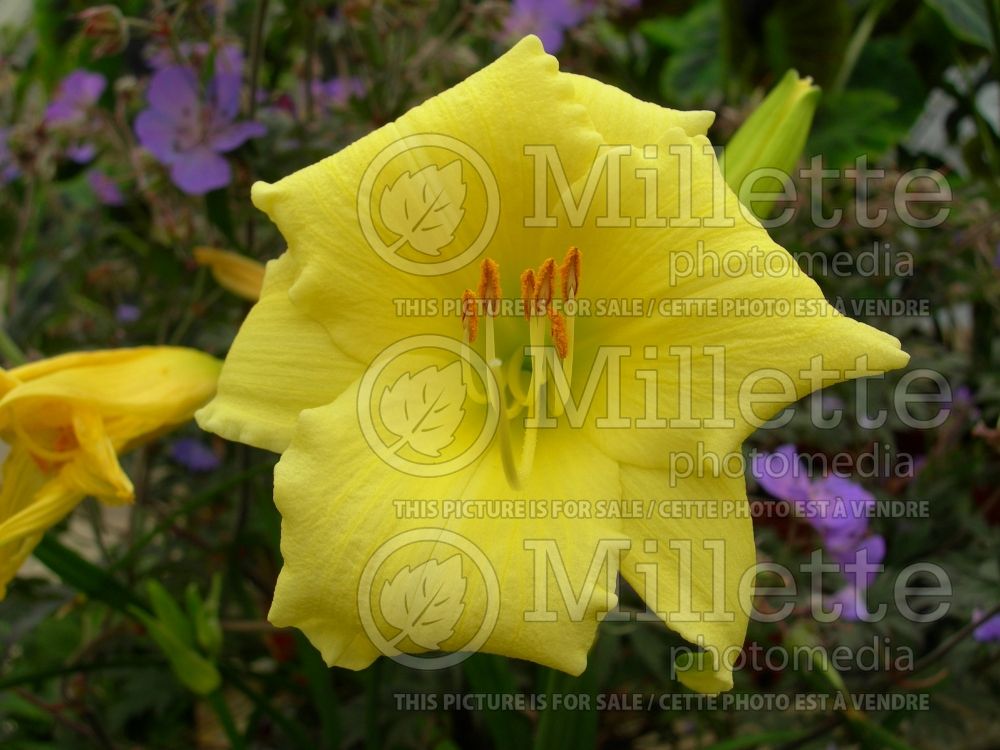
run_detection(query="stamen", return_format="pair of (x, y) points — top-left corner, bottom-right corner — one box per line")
(520, 269), (536, 320)
(549, 310), (569, 359)
(461, 289), (478, 344)
(560, 246), (581, 300)
(460, 287), (488, 405)
(535, 258), (556, 318)
(559, 247), (580, 383)
(477, 258), (501, 366)
(477, 258), (502, 317)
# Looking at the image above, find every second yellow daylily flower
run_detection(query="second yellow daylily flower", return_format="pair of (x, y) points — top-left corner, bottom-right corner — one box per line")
(0, 347), (221, 597)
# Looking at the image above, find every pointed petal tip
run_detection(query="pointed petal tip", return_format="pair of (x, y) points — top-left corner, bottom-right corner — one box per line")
(250, 180), (280, 217)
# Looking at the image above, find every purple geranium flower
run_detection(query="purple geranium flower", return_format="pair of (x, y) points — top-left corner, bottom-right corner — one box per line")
(88, 170), (125, 206)
(319, 76), (365, 108)
(115, 303), (140, 323)
(505, 0), (593, 52)
(45, 70), (107, 125)
(753, 444), (885, 621)
(135, 62), (265, 194)
(972, 608), (1000, 642)
(169, 437), (220, 472)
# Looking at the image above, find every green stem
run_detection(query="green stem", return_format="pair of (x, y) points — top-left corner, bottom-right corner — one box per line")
(831, 0), (894, 95)
(206, 689), (246, 750)
(0, 325), (27, 366)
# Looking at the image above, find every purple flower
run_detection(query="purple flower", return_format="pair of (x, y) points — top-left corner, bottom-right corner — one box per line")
(135, 63), (265, 195)
(753, 445), (886, 621)
(115, 303), (140, 323)
(751, 444), (811, 505)
(947, 385), (980, 422)
(505, 0), (593, 52)
(827, 535), (885, 621)
(972, 608), (1000, 642)
(147, 41), (244, 77)
(66, 142), (98, 164)
(315, 76), (365, 109)
(753, 445), (873, 547)
(45, 70), (106, 125)
(88, 170), (125, 206)
(169, 437), (220, 472)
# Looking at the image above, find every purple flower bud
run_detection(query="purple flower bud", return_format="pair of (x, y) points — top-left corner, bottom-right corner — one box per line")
(169, 437), (221, 472)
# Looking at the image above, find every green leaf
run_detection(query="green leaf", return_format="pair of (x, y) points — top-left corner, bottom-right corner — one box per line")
(462, 654), (532, 750)
(204, 188), (239, 247)
(808, 88), (904, 168)
(130, 606), (221, 696)
(640, 1), (723, 108)
(146, 580), (194, 647)
(702, 730), (818, 750)
(534, 632), (615, 750)
(762, 0), (851, 88)
(32, 535), (145, 613)
(923, 0), (993, 48)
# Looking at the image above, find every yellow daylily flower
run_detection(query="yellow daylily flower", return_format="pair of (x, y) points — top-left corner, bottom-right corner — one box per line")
(194, 246), (266, 302)
(197, 36), (907, 692)
(0, 347), (221, 596)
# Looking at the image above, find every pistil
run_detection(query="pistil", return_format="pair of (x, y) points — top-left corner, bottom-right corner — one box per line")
(456, 249), (582, 489)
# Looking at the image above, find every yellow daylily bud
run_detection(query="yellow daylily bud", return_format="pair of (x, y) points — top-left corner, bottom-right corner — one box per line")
(194, 246), (266, 302)
(0, 347), (221, 598)
(724, 69), (821, 215)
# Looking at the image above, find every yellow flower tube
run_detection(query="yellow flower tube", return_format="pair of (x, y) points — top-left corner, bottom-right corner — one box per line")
(0, 347), (221, 596)
(194, 246), (266, 302)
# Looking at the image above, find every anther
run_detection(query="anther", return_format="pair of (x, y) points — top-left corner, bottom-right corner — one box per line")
(520, 269), (536, 320)
(535, 258), (556, 316)
(560, 246), (581, 300)
(478, 258), (502, 317)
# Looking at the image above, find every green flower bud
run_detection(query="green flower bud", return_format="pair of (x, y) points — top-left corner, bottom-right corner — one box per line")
(724, 70), (821, 216)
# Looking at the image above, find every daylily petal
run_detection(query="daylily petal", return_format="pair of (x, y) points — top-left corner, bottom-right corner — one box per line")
(0, 445), (51, 596)
(619, 465), (754, 694)
(563, 72), (715, 141)
(4, 347), (221, 448)
(250, 35), (605, 366)
(269, 377), (625, 675)
(562, 128), (907, 468)
(0, 472), (83, 583)
(62, 408), (134, 504)
(196, 254), (362, 453)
